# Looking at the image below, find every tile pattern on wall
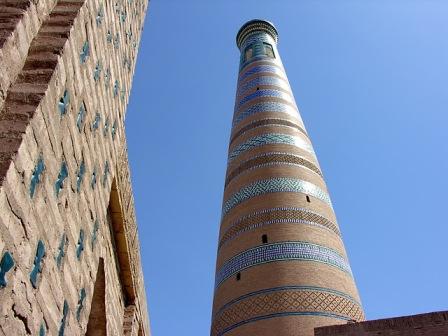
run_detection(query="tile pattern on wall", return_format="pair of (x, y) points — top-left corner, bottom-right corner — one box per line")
(211, 286), (364, 336)
(215, 241), (351, 288)
(232, 101), (302, 126)
(222, 177), (332, 218)
(228, 133), (314, 162)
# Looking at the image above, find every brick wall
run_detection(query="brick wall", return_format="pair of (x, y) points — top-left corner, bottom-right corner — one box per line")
(0, 0), (150, 334)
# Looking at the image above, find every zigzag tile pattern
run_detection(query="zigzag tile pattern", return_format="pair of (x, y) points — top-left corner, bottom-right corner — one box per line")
(237, 76), (290, 97)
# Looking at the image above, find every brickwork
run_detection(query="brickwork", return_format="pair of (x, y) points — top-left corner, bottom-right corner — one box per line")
(0, 0), (150, 334)
(210, 20), (363, 336)
(314, 311), (448, 336)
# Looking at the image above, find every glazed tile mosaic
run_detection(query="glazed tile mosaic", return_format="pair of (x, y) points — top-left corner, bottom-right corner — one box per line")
(236, 76), (290, 97)
(221, 177), (332, 218)
(228, 133), (314, 162)
(232, 102), (302, 126)
(212, 286), (364, 336)
(214, 241), (352, 288)
(236, 89), (295, 110)
(239, 65), (286, 82)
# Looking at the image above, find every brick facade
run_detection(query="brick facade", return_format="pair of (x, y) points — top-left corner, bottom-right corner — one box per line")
(0, 0), (150, 334)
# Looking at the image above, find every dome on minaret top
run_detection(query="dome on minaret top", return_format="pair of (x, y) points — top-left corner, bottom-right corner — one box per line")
(236, 19), (279, 49)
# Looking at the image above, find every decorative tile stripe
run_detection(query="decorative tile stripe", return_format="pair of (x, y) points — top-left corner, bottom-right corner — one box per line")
(230, 118), (307, 145)
(58, 300), (69, 336)
(237, 76), (289, 97)
(76, 288), (86, 321)
(232, 101), (300, 126)
(218, 207), (340, 249)
(228, 133), (314, 162)
(222, 178), (331, 218)
(240, 33), (274, 50)
(215, 241), (351, 288)
(239, 65), (286, 82)
(225, 152), (322, 187)
(211, 286), (364, 336)
(54, 162), (68, 197)
(236, 89), (294, 110)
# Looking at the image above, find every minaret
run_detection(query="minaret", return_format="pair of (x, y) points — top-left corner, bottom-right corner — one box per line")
(210, 20), (364, 336)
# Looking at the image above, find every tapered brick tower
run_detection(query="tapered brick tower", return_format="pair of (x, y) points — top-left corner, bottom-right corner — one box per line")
(210, 20), (364, 336)
(0, 0), (150, 334)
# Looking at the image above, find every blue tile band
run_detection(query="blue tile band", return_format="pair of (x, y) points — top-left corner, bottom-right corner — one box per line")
(237, 76), (289, 97)
(228, 133), (314, 162)
(222, 178), (331, 218)
(215, 242), (351, 288)
(236, 89), (295, 109)
(232, 102), (301, 126)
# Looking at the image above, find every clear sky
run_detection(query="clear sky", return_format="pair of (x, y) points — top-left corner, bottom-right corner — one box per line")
(125, 1), (448, 335)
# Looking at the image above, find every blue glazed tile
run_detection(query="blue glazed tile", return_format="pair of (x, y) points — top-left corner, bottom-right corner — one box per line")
(91, 220), (99, 249)
(113, 80), (119, 97)
(76, 161), (85, 193)
(39, 324), (46, 336)
(120, 10), (127, 23)
(30, 156), (45, 198)
(55, 233), (67, 269)
(106, 30), (112, 43)
(77, 102), (86, 132)
(91, 113), (101, 132)
(80, 41), (89, 64)
(54, 162), (68, 197)
(222, 177), (332, 218)
(30, 240), (45, 288)
(76, 288), (86, 321)
(103, 117), (110, 137)
(91, 168), (97, 190)
(76, 229), (85, 260)
(215, 242), (351, 288)
(93, 61), (102, 82)
(237, 76), (288, 96)
(96, 4), (104, 25)
(102, 161), (110, 187)
(0, 252), (14, 288)
(111, 120), (117, 140)
(58, 90), (70, 116)
(113, 33), (119, 50)
(58, 300), (69, 336)
(104, 68), (111, 89)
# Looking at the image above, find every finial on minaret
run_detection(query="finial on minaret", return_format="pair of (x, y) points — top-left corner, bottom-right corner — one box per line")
(236, 19), (279, 49)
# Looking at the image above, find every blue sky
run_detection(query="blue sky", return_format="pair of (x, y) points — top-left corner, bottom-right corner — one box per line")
(125, 1), (448, 335)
